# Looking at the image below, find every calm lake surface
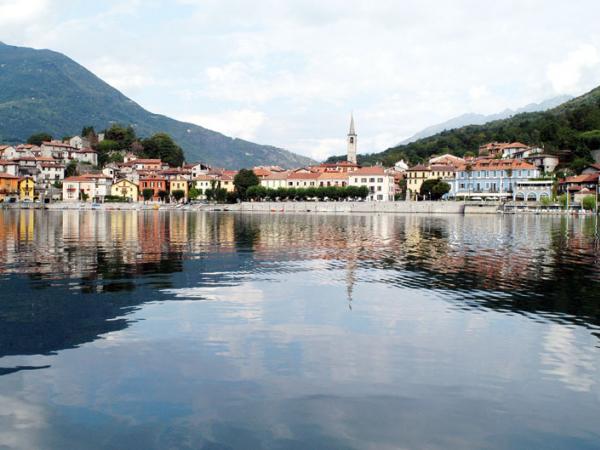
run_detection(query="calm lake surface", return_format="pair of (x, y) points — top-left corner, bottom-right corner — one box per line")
(1, 210), (600, 450)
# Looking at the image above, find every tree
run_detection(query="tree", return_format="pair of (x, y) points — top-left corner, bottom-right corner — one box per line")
(215, 188), (228, 202)
(234, 169), (260, 200)
(189, 187), (200, 200)
(582, 195), (597, 210)
(226, 192), (239, 203)
(65, 161), (78, 178)
(172, 190), (185, 202)
(432, 181), (451, 199)
(142, 189), (154, 201)
(27, 133), (52, 146)
(420, 178), (450, 200)
(158, 190), (169, 202)
(141, 133), (185, 167)
(81, 126), (95, 137)
(97, 139), (120, 153)
(105, 124), (136, 149)
(570, 157), (591, 174)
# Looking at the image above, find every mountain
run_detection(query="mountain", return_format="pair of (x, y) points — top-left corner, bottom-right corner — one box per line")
(327, 85), (600, 168)
(0, 42), (315, 169)
(398, 96), (572, 145)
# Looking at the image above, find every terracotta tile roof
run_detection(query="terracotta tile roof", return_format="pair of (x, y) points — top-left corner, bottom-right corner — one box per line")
(252, 168), (272, 177)
(352, 166), (387, 175)
(318, 172), (349, 180)
(64, 176), (95, 182)
(288, 172), (321, 180)
(0, 173), (19, 179)
(561, 174), (599, 184)
(457, 159), (536, 171)
(262, 172), (290, 180)
(42, 141), (76, 149)
(0, 160), (17, 165)
(132, 159), (162, 164)
(407, 164), (430, 171)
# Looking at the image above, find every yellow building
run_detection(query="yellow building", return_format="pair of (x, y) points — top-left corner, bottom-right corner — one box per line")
(406, 164), (455, 200)
(220, 175), (235, 193)
(19, 177), (35, 201)
(111, 179), (139, 202)
(169, 176), (189, 202)
(0, 174), (19, 202)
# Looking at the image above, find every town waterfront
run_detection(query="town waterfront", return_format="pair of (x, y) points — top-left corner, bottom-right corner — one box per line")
(1, 210), (600, 449)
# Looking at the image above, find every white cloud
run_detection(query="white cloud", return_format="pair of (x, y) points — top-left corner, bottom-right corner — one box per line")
(5, 0), (600, 160)
(88, 58), (157, 91)
(183, 109), (266, 140)
(0, 0), (48, 26)
(547, 44), (600, 94)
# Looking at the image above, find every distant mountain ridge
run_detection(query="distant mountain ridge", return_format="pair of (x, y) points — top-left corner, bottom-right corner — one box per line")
(326, 85), (600, 167)
(399, 95), (573, 145)
(0, 42), (315, 169)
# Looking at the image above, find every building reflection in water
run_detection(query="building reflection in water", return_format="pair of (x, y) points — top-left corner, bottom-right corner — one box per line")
(1, 210), (600, 365)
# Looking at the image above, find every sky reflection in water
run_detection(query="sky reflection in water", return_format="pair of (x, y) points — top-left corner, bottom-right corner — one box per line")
(0, 210), (600, 449)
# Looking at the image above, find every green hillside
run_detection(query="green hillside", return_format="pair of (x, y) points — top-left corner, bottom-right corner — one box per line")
(329, 86), (600, 167)
(0, 42), (315, 169)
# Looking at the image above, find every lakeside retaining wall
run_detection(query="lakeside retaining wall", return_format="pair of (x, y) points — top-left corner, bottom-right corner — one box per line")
(225, 201), (465, 214)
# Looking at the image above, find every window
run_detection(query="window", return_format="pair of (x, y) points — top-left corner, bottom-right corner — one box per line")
(369, 178), (375, 183)
(377, 178), (383, 182)
(361, 178), (367, 183)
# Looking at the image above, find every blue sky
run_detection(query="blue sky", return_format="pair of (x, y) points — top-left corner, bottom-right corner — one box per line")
(1, 0), (600, 160)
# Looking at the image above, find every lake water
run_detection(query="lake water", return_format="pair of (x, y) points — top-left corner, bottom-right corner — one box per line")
(1, 210), (600, 449)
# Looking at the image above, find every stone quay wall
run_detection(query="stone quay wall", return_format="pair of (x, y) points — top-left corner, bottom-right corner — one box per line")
(224, 201), (466, 214)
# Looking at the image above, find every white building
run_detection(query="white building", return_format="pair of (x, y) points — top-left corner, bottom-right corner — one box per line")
(0, 160), (18, 176)
(0, 146), (17, 160)
(260, 172), (290, 190)
(39, 163), (65, 186)
(73, 148), (98, 166)
(394, 160), (409, 172)
(41, 141), (77, 161)
(349, 166), (395, 201)
(62, 174), (112, 202)
(69, 136), (91, 149)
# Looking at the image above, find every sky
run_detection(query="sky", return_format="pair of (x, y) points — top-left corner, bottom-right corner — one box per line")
(1, 0), (600, 161)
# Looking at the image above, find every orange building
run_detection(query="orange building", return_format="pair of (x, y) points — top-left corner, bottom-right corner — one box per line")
(0, 173), (19, 202)
(139, 176), (167, 201)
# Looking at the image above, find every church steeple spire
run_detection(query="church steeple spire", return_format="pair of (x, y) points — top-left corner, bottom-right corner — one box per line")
(347, 114), (357, 164)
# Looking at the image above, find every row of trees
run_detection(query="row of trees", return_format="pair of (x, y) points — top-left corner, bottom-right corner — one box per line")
(141, 189), (186, 202)
(245, 185), (370, 201)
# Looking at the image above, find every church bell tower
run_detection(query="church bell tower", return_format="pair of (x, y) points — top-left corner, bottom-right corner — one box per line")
(347, 114), (357, 164)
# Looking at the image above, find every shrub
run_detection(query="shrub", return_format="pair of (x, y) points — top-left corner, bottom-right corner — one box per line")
(582, 195), (597, 211)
